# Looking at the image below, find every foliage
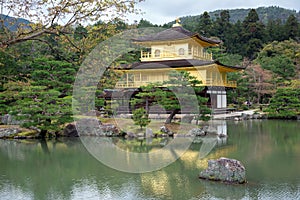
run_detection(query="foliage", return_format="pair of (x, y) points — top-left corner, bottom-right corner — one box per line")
(130, 83), (161, 113)
(265, 19), (286, 42)
(0, 0), (143, 48)
(137, 19), (157, 28)
(240, 9), (266, 59)
(132, 108), (151, 129)
(213, 51), (243, 66)
(258, 55), (295, 80)
(267, 88), (300, 119)
(256, 40), (299, 81)
(196, 12), (213, 37)
(284, 14), (300, 40)
(1, 58), (76, 137)
(11, 85), (73, 136)
(160, 71), (210, 124)
(257, 40), (300, 63)
(181, 7), (300, 60)
(129, 71), (210, 124)
(0, 50), (21, 90)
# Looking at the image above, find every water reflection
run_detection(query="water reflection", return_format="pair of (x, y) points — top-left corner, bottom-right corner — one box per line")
(0, 120), (299, 200)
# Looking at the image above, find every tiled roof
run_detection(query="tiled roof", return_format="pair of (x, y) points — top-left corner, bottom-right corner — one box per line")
(133, 26), (221, 45)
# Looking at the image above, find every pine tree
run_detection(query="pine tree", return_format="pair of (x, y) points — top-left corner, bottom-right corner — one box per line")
(197, 12), (213, 37)
(159, 71), (210, 124)
(132, 108), (151, 130)
(267, 88), (300, 119)
(6, 58), (76, 138)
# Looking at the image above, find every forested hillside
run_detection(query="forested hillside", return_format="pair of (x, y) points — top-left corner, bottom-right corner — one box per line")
(179, 6), (300, 25)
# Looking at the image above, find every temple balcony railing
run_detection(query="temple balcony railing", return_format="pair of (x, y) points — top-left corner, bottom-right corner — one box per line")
(140, 50), (212, 62)
(115, 80), (237, 88)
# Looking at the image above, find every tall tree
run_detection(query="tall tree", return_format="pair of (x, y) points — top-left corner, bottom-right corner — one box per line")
(284, 14), (300, 40)
(241, 9), (265, 59)
(214, 10), (231, 42)
(265, 19), (285, 42)
(225, 20), (243, 54)
(197, 12), (213, 37)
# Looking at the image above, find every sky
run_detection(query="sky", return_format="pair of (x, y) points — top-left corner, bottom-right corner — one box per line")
(128, 0), (300, 25)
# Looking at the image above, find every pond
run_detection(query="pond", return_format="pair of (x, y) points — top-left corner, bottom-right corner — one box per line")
(0, 120), (300, 200)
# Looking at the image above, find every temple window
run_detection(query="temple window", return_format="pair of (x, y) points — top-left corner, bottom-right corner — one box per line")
(178, 48), (185, 55)
(154, 49), (161, 57)
(141, 74), (148, 81)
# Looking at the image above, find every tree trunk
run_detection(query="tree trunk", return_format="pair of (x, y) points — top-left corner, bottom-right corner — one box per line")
(39, 129), (47, 139)
(165, 109), (179, 124)
(39, 118), (51, 138)
(146, 97), (149, 114)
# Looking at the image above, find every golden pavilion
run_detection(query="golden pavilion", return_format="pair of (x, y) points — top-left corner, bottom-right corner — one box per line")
(109, 20), (245, 113)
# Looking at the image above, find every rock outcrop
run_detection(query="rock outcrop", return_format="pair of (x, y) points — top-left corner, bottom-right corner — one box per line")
(71, 118), (119, 137)
(0, 127), (21, 138)
(188, 128), (206, 136)
(199, 157), (246, 184)
(160, 125), (173, 137)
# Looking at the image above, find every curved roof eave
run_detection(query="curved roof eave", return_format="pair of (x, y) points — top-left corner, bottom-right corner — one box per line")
(214, 60), (246, 70)
(132, 26), (221, 45)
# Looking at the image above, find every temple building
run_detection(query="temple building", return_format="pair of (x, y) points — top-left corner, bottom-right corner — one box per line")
(108, 20), (245, 114)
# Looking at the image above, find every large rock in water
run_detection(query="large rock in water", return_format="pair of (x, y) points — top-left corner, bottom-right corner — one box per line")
(64, 123), (79, 137)
(199, 157), (246, 184)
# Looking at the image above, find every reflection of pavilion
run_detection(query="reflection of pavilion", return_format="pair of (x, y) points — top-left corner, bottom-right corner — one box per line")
(201, 120), (227, 136)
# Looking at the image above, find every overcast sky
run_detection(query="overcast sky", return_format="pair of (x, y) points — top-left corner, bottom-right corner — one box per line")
(128, 0), (300, 25)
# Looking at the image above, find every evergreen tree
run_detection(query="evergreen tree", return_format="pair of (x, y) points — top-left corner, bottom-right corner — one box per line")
(130, 83), (160, 114)
(267, 87), (300, 119)
(256, 39), (299, 82)
(137, 19), (156, 28)
(215, 10), (232, 49)
(259, 55), (295, 81)
(197, 12), (213, 37)
(226, 20), (244, 54)
(132, 108), (151, 130)
(241, 9), (265, 59)
(265, 19), (285, 42)
(284, 14), (300, 40)
(4, 58), (76, 137)
(159, 71), (210, 124)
